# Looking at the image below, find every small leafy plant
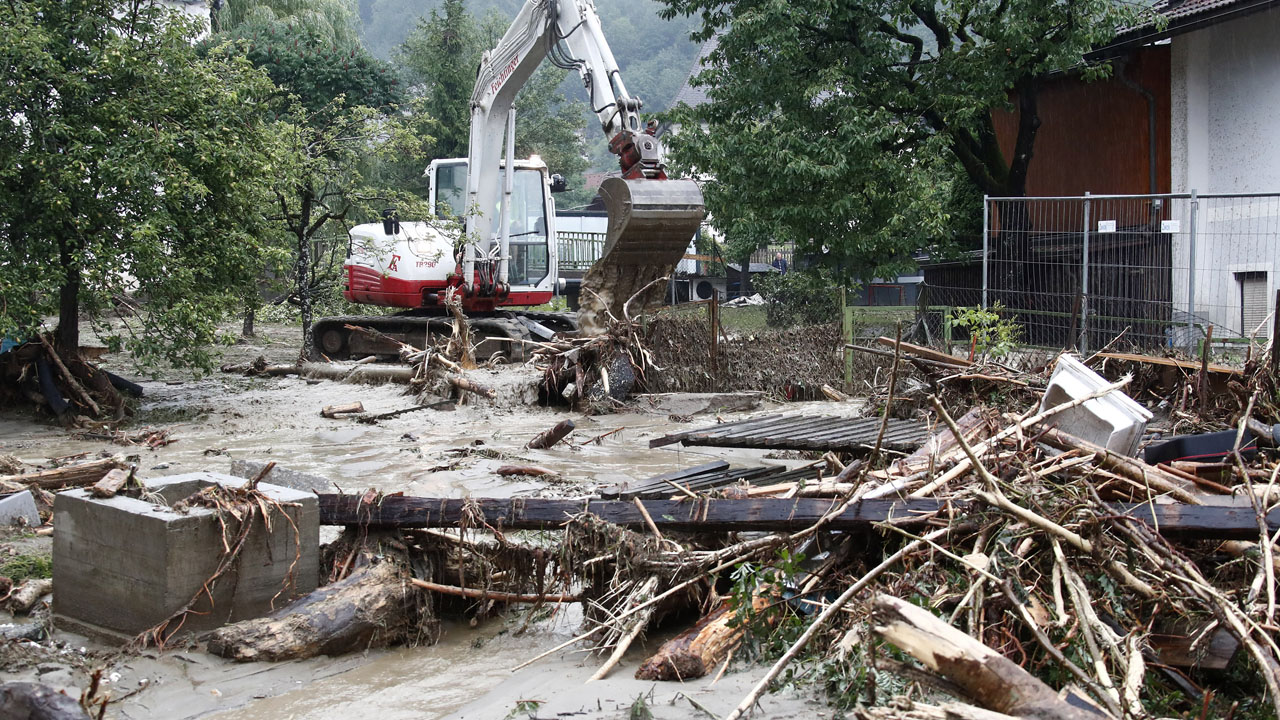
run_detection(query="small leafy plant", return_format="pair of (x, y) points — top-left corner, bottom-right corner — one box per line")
(949, 303), (1021, 358)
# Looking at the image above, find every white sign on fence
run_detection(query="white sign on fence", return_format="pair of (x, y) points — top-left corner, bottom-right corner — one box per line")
(1097, 220), (1117, 233)
(1161, 220), (1181, 233)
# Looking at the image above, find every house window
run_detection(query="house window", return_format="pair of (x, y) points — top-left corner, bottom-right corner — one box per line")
(1239, 272), (1269, 337)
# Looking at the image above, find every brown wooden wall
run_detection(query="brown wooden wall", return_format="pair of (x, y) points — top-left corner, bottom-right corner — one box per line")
(993, 46), (1171, 199)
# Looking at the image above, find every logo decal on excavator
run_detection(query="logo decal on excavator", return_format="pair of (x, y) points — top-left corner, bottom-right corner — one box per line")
(388, 253), (401, 272)
(489, 56), (520, 99)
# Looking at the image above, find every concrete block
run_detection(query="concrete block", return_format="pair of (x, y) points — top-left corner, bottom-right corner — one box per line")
(0, 491), (40, 527)
(229, 459), (331, 494)
(52, 471), (319, 641)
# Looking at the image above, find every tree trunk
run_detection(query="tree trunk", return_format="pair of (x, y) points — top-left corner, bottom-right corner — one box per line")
(739, 250), (753, 296)
(296, 188), (315, 362)
(56, 238), (80, 355)
(242, 308), (256, 338)
(204, 559), (419, 662)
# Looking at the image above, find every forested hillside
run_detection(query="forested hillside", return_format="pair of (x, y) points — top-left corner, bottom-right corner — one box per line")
(359, 0), (701, 128)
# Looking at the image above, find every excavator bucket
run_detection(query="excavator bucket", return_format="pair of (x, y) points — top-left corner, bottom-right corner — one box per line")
(577, 177), (705, 334)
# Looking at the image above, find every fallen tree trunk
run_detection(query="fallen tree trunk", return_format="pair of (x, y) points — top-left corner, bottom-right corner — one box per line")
(526, 419), (575, 449)
(635, 593), (770, 681)
(0, 456), (127, 491)
(6, 579), (53, 614)
(871, 594), (1104, 720)
(204, 559), (415, 662)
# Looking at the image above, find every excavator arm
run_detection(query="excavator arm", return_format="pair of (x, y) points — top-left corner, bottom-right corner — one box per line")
(463, 0), (704, 333)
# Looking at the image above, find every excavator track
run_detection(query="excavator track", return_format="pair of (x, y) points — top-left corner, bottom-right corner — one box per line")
(311, 314), (535, 363)
(578, 177), (705, 334)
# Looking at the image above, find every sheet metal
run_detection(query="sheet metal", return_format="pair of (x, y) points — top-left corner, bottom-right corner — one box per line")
(649, 414), (928, 453)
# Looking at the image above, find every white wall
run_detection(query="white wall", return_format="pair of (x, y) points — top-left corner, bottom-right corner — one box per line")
(1169, 10), (1280, 339)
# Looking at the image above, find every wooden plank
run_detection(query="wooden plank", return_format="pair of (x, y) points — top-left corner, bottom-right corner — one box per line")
(1094, 352), (1241, 376)
(317, 495), (949, 532)
(875, 336), (972, 367)
(1111, 502), (1280, 539)
(317, 496), (1280, 539)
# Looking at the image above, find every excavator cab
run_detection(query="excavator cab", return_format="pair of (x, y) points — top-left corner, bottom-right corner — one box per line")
(427, 157), (559, 299)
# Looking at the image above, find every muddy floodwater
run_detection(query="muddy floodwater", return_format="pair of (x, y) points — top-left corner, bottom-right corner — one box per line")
(0, 328), (853, 719)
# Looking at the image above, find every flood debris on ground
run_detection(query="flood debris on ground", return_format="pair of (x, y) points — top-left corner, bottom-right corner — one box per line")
(4, 317), (1280, 720)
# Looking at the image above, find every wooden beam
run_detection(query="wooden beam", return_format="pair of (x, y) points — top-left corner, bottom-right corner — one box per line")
(317, 495), (948, 532)
(1093, 351), (1241, 376)
(316, 495), (1280, 539)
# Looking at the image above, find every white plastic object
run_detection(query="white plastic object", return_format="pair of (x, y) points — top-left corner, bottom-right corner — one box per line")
(1038, 354), (1152, 457)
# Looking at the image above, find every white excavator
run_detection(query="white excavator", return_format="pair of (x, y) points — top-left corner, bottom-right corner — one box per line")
(311, 0), (705, 361)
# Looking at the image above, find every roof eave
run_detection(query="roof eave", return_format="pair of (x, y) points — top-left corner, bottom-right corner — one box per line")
(1087, 0), (1280, 60)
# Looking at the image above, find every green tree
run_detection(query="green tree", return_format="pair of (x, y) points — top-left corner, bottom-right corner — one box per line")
(211, 0), (426, 353)
(0, 0), (282, 369)
(659, 0), (1152, 277)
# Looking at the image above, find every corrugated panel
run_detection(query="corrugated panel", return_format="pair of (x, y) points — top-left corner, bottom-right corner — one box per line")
(650, 414), (929, 453)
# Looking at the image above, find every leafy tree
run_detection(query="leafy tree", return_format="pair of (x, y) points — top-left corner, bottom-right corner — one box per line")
(658, 0), (1152, 279)
(211, 0), (424, 353)
(266, 100), (431, 356)
(215, 0), (363, 46)
(0, 0), (282, 369)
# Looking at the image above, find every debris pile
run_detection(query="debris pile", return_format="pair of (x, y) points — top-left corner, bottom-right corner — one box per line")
(0, 335), (142, 424)
(222, 336), (1280, 720)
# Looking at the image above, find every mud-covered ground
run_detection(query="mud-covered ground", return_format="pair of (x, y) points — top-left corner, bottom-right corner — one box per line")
(0, 323), (868, 719)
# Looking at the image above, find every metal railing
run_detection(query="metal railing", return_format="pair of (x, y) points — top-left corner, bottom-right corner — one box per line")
(557, 231), (606, 271)
(954, 192), (1280, 353)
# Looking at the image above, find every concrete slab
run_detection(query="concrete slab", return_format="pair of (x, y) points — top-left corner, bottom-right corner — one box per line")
(52, 471), (319, 641)
(0, 490), (39, 527)
(229, 459), (332, 494)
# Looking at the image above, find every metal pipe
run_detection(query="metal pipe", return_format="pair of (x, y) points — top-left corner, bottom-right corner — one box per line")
(1187, 189), (1199, 354)
(498, 107), (515, 287)
(981, 195), (989, 311)
(1082, 192), (1091, 353)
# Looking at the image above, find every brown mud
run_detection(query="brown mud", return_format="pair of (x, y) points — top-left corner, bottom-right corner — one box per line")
(0, 323), (842, 719)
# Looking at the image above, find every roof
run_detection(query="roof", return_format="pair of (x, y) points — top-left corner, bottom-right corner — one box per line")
(1092, 0), (1280, 58)
(670, 35), (719, 109)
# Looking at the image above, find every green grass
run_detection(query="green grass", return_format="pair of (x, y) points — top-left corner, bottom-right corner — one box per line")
(1, 554), (52, 581)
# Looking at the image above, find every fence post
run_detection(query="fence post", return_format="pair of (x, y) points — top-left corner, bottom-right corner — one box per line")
(1081, 192), (1091, 354)
(842, 289), (852, 390)
(981, 195), (989, 311)
(1186, 189), (1199, 356)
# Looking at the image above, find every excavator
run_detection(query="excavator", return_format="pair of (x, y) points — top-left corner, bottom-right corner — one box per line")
(311, 0), (705, 361)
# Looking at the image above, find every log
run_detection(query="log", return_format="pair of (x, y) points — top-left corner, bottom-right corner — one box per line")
(204, 560), (415, 662)
(321, 402), (365, 419)
(7, 579), (52, 614)
(526, 419), (575, 449)
(871, 594), (1102, 720)
(446, 373), (496, 399)
(0, 683), (90, 720)
(0, 456), (127, 491)
(89, 468), (129, 499)
(635, 593), (770, 680)
(1092, 351), (1240, 376)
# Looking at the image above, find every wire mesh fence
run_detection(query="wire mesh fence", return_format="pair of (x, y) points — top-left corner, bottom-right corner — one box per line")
(925, 192), (1280, 354)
